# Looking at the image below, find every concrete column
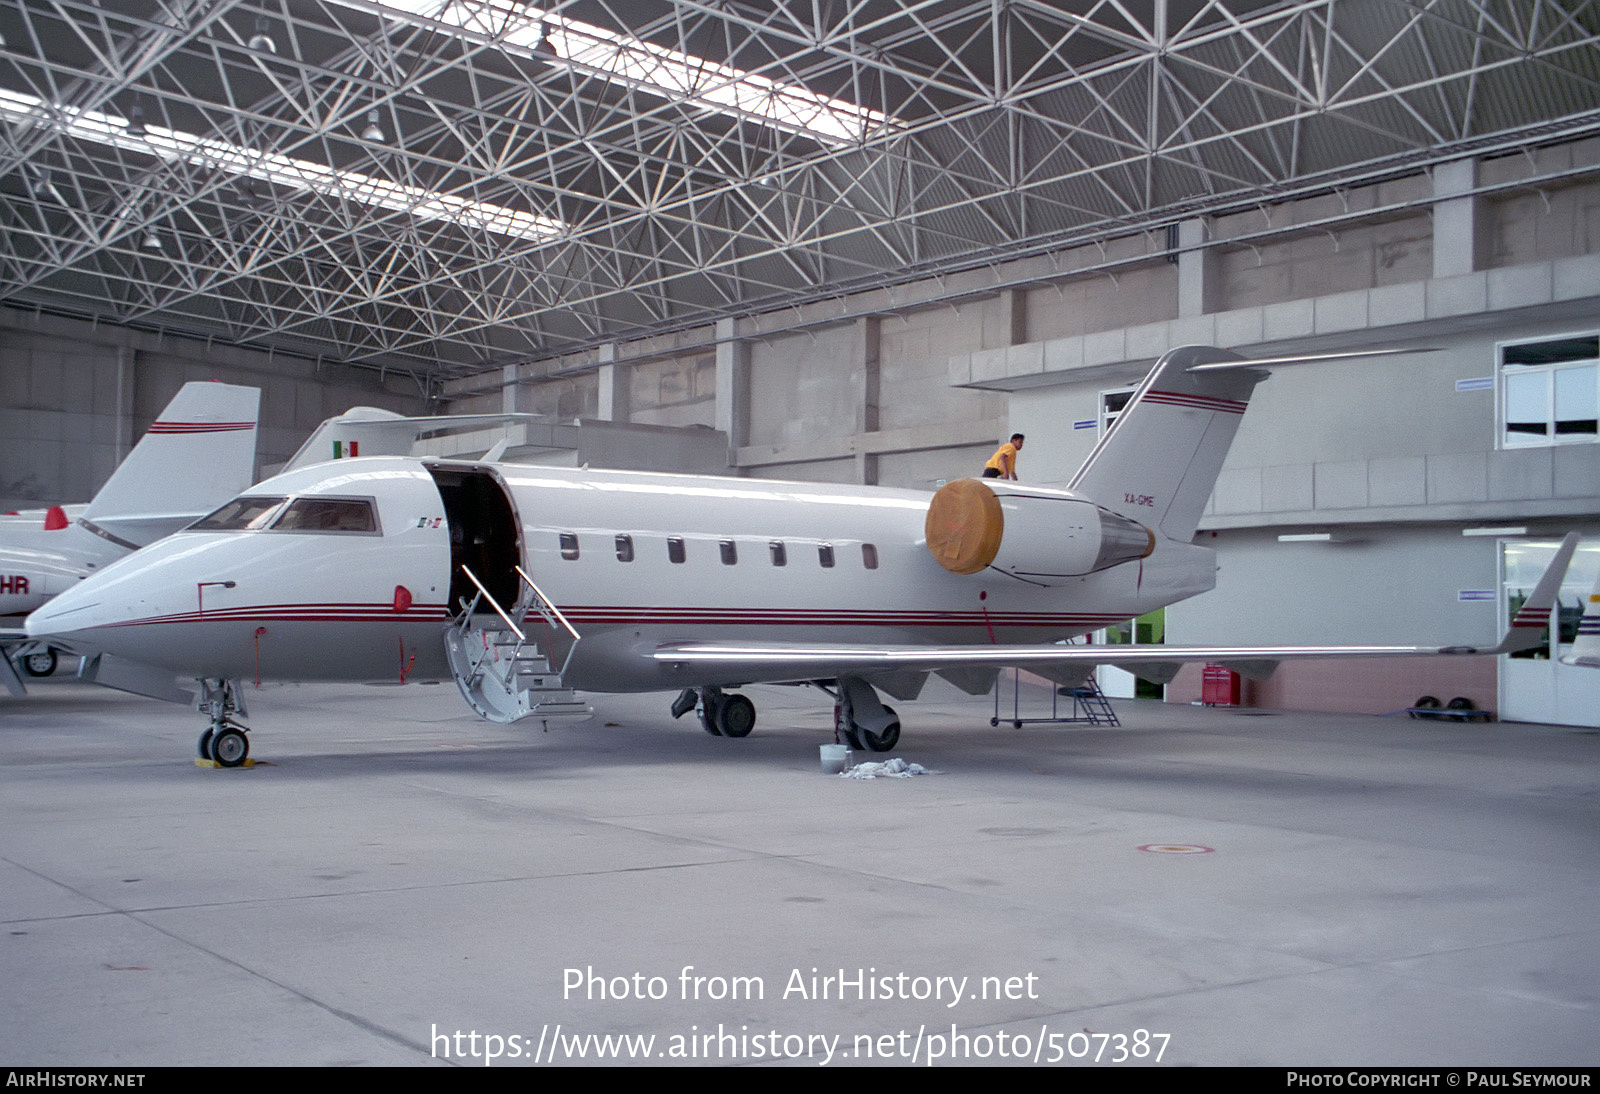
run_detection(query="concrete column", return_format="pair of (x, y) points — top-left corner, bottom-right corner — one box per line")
(998, 288), (1028, 346)
(595, 343), (628, 422)
(501, 362), (521, 414)
(855, 316), (881, 486)
(1433, 158), (1488, 278)
(115, 345), (134, 461)
(714, 317), (748, 467)
(1177, 217), (1218, 317)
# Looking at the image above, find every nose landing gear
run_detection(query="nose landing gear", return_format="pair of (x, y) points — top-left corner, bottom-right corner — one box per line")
(197, 678), (251, 767)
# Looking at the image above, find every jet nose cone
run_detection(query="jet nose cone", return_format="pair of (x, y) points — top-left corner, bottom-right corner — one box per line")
(25, 585), (102, 639)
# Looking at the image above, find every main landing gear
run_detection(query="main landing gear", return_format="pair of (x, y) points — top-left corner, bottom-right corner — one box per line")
(670, 687), (757, 738)
(669, 679), (904, 752)
(833, 676), (900, 753)
(196, 678), (251, 767)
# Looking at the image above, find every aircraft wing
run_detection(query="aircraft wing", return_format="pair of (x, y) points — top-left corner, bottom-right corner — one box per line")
(650, 533), (1578, 686)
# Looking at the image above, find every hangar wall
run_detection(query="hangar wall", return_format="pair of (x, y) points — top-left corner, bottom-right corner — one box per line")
(0, 306), (426, 511)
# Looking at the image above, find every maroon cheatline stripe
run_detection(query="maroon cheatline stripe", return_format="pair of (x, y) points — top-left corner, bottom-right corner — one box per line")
(1142, 391), (1248, 413)
(147, 420), (257, 433)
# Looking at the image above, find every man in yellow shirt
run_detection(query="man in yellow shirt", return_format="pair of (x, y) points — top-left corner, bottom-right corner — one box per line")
(982, 433), (1024, 480)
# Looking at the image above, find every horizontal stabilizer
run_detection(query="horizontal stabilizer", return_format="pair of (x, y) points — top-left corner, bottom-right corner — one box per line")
(1186, 347), (1432, 372)
(282, 409), (540, 472)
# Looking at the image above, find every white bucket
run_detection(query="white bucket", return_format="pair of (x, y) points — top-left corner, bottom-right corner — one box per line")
(819, 744), (851, 774)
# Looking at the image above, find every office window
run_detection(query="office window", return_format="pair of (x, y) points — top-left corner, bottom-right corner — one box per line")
(769, 541), (787, 566)
(720, 539), (738, 565)
(667, 536), (686, 564)
(1500, 335), (1599, 448)
(559, 532), (579, 560)
(1102, 387), (1135, 434)
(615, 534), (634, 562)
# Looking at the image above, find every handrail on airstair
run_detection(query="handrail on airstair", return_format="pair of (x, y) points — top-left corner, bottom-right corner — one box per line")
(457, 565), (525, 642)
(514, 565), (581, 644)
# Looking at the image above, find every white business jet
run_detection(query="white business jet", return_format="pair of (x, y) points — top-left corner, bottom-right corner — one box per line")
(25, 346), (1577, 766)
(1, 381), (259, 695)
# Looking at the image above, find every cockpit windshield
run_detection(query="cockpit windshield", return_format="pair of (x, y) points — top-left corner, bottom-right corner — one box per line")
(271, 497), (378, 534)
(187, 495), (379, 534)
(190, 496), (287, 531)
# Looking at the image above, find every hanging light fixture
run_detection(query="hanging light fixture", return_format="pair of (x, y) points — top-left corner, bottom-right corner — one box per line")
(360, 110), (385, 143)
(126, 103), (147, 137)
(248, 16), (276, 53)
(142, 229), (163, 250)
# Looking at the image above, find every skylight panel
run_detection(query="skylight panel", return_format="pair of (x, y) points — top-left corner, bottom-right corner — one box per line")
(0, 89), (565, 243)
(372, 0), (890, 145)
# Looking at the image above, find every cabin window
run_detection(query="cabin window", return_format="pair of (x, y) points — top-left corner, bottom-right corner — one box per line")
(271, 497), (378, 534)
(769, 541), (787, 566)
(720, 539), (738, 565)
(861, 543), (879, 569)
(615, 534), (634, 562)
(559, 532), (579, 560)
(818, 543), (835, 568)
(667, 536), (686, 564)
(191, 495), (287, 531)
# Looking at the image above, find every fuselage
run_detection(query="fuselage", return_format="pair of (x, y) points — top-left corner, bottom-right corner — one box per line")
(26, 456), (1218, 692)
(0, 508), (117, 617)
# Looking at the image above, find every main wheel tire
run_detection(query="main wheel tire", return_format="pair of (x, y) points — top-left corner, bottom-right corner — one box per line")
(198, 729), (214, 759)
(1446, 696), (1475, 711)
(22, 648), (57, 677)
(858, 705), (900, 752)
(716, 694), (756, 738)
(1414, 695), (1442, 722)
(211, 727), (249, 767)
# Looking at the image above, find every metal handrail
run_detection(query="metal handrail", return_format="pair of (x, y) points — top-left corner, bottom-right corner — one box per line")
(458, 565), (525, 642)
(514, 565), (581, 643)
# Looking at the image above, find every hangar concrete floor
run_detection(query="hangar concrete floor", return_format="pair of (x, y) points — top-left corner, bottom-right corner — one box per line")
(2, 674), (1596, 1068)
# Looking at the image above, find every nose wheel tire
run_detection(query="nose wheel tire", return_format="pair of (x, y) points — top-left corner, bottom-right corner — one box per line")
(198, 729), (214, 759)
(22, 649), (57, 677)
(210, 727), (250, 767)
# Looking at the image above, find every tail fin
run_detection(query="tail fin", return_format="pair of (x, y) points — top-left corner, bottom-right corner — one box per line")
(1067, 346), (1267, 542)
(79, 382), (259, 548)
(1498, 532), (1579, 655)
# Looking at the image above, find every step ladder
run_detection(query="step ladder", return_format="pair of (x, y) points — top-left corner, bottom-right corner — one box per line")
(991, 665), (1121, 728)
(443, 565), (591, 726)
(1066, 676), (1120, 726)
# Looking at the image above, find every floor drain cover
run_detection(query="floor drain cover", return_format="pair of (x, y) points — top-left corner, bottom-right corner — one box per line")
(1137, 843), (1214, 854)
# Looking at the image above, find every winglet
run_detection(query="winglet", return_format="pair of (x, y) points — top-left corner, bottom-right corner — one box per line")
(1492, 532), (1579, 655)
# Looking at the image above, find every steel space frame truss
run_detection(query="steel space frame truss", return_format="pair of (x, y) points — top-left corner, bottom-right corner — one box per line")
(0, 0), (1597, 387)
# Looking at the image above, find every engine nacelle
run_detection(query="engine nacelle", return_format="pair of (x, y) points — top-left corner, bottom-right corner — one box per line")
(924, 479), (1154, 584)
